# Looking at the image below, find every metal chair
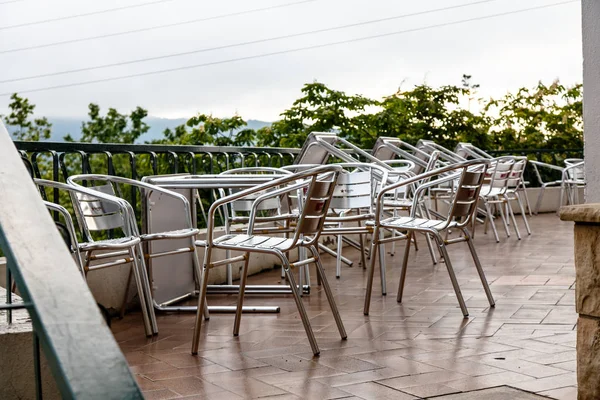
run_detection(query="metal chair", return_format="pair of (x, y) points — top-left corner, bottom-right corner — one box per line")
(363, 159), (495, 317)
(456, 143), (533, 216)
(504, 156), (532, 237)
(34, 179), (157, 337)
(218, 167), (298, 284)
(561, 159), (585, 207)
(476, 157), (518, 242)
(191, 165), (347, 356)
(530, 160), (565, 214)
(67, 175), (204, 319)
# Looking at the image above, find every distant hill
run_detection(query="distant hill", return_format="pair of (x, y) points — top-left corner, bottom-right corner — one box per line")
(7, 117), (272, 143)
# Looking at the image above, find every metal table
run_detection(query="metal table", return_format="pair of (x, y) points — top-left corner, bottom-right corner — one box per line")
(141, 174), (310, 314)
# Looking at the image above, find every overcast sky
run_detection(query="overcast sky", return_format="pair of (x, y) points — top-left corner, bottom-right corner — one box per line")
(0, 0), (582, 121)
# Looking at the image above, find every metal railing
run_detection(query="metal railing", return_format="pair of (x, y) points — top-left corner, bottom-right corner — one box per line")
(1, 126), (142, 399)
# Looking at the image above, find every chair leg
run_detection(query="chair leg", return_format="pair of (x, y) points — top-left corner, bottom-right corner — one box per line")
(397, 232), (412, 303)
(463, 228), (495, 307)
(484, 201), (500, 242)
(308, 246), (346, 340)
(495, 199), (510, 238)
(437, 239), (469, 317)
(379, 243), (387, 296)
(191, 239), (209, 321)
(363, 228), (380, 315)
(521, 186), (533, 217)
(191, 262), (211, 355)
(535, 185), (546, 215)
(424, 233), (438, 265)
(233, 254), (250, 336)
(128, 248), (153, 337)
(134, 244), (158, 335)
(283, 258), (319, 356)
(336, 232), (343, 278)
(515, 192), (531, 235)
(504, 197), (521, 240)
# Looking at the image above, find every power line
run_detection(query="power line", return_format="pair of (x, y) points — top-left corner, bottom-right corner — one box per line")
(0, 0), (179, 31)
(0, 0), (24, 5)
(0, 0), (501, 84)
(0, 0), (578, 97)
(0, 0), (319, 53)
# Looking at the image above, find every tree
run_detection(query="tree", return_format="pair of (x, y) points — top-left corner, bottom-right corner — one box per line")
(1, 93), (52, 141)
(157, 114), (255, 146)
(483, 81), (583, 151)
(255, 82), (377, 148)
(66, 104), (150, 143)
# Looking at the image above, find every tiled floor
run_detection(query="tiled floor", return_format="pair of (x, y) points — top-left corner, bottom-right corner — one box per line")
(113, 213), (578, 400)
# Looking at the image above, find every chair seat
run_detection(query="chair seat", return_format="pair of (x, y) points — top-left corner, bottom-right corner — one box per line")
(140, 228), (199, 241)
(213, 234), (295, 251)
(379, 216), (457, 232)
(79, 236), (140, 252)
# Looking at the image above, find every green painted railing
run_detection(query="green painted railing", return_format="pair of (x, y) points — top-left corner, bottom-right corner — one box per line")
(1, 123), (143, 399)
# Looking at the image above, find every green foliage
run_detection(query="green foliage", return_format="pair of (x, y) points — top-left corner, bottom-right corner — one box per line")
(65, 104), (150, 143)
(155, 114), (255, 146)
(1, 93), (52, 141)
(484, 80), (583, 151)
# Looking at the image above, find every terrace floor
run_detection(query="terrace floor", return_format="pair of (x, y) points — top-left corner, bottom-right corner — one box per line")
(112, 213), (577, 400)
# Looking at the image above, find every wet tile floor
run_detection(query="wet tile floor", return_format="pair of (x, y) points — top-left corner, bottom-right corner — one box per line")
(112, 213), (577, 399)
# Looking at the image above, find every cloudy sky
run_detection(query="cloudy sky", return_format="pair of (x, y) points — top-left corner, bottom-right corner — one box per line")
(0, 0), (582, 121)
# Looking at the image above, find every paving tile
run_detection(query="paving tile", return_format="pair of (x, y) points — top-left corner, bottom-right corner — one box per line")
(538, 386), (577, 400)
(338, 382), (417, 400)
(108, 214), (578, 400)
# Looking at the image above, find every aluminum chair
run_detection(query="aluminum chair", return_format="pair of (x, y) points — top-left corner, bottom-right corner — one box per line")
(191, 165), (347, 356)
(218, 167), (298, 283)
(476, 157), (518, 243)
(561, 159), (585, 207)
(34, 179), (157, 337)
(67, 175), (204, 319)
(530, 160), (565, 214)
(504, 156), (532, 237)
(322, 163), (391, 281)
(363, 159), (495, 317)
(456, 143), (533, 216)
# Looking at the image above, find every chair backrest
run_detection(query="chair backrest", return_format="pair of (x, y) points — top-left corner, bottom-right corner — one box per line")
(220, 168), (289, 216)
(295, 169), (340, 243)
(73, 184), (126, 232)
(330, 169), (374, 211)
(455, 143), (493, 160)
(34, 179), (131, 244)
(447, 163), (489, 226)
(481, 157), (516, 195)
(417, 140), (465, 164)
(507, 156), (527, 189)
(564, 159), (585, 181)
(294, 132), (341, 165)
(371, 137), (431, 175)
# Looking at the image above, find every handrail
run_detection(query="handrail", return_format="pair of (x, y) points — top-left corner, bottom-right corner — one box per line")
(0, 122), (143, 399)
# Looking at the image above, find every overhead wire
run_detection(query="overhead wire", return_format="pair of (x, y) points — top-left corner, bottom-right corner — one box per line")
(0, 0), (180, 31)
(0, 0), (502, 84)
(0, 0), (24, 5)
(0, 0), (320, 54)
(0, 0), (578, 97)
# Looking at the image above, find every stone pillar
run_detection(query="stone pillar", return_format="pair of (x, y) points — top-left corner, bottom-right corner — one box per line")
(560, 204), (600, 400)
(582, 0), (600, 202)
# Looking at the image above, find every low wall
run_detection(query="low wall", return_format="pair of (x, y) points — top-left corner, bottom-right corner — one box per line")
(0, 288), (60, 400)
